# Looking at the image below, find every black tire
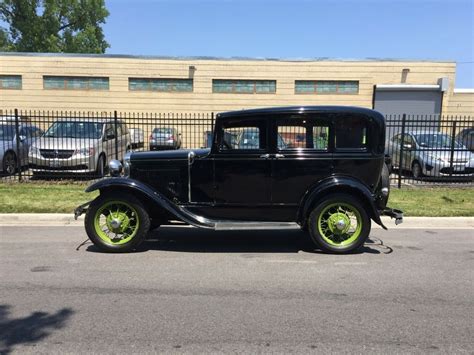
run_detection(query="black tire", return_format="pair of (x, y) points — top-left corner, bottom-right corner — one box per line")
(85, 193), (150, 253)
(412, 161), (423, 179)
(308, 194), (371, 254)
(96, 154), (106, 178)
(3, 151), (17, 176)
(376, 163), (390, 207)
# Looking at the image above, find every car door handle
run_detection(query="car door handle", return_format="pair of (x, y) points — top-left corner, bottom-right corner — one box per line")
(260, 154), (270, 159)
(275, 154), (285, 159)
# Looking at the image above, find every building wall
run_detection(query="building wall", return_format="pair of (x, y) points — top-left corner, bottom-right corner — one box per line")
(446, 91), (474, 117)
(0, 53), (460, 115)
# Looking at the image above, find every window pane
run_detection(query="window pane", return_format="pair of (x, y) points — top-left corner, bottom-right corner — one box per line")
(213, 79), (276, 94)
(222, 126), (262, 150)
(295, 81), (315, 93)
(278, 126), (307, 148)
(0, 75), (22, 89)
(312, 126), (329, 150)
(44, 76), (108, 90)
(129, 78), (192, 92)
(335, 117), (367, 149)
(296, 80), (358, 94)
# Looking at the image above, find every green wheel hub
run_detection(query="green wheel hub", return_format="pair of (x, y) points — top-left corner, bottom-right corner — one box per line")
(317, 202), (363, 247)
(93, 201), (140, 245)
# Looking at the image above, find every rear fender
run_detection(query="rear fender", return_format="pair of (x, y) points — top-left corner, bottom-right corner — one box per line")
(298, 176), (386, 229)
(85, 177), (214, 228)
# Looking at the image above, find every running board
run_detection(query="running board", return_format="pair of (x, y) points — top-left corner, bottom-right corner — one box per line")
(214, 222), (299, 231)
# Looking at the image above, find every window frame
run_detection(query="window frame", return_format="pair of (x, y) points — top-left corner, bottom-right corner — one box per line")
(295, 80), (359, 95)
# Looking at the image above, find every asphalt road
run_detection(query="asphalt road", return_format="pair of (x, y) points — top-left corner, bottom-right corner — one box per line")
(1, 225), (473, 354)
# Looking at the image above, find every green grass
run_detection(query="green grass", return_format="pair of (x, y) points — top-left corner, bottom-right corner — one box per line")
(0, 182), (473, 216)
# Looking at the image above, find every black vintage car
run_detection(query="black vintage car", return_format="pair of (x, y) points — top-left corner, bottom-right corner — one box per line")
(75, 106), (403, 254)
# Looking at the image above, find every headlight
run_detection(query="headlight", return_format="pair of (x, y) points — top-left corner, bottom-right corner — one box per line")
(108, 160), (122, 177)
(75, 147), (95, 156)
(123, 152), (131, 177)
(29, 146), (40, 157)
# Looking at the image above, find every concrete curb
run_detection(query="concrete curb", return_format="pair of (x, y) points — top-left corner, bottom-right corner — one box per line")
(0, 214), (473, 229)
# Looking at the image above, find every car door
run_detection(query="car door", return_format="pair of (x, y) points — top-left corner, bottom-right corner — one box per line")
(270, 115), (332, 221)
(212, 116), (272, 220)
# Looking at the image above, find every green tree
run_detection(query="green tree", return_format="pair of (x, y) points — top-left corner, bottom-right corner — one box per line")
(0, 0), (109, 53)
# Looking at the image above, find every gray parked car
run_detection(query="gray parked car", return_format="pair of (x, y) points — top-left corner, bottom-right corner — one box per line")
(0, 117), (43, 175)
(387, 131), (474, 178)
(456, 128), (474, 152)
(149, 127), (182, 150)
(29, 119), (130, 177)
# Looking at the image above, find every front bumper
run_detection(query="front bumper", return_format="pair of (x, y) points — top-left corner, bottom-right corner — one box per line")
(29, 155), (96, 173)
(423, 159), (474, 177)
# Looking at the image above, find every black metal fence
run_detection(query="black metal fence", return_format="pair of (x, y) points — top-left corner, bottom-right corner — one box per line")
(0, 109), (473, 187)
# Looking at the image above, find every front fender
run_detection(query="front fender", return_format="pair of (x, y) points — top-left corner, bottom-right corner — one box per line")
(299, 176), (386, 229)
(84, 177), (214, 228)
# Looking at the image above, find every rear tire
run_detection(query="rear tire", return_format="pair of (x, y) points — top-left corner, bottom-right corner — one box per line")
(85, 193), (150, 253)
(308, 194), (371, 253)
(412, 161), (423, 179)
(3, 151), (17, 176)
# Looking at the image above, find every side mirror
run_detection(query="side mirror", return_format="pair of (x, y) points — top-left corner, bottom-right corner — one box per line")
(106, 133), (115, 140)
(19, 135), (27, 142)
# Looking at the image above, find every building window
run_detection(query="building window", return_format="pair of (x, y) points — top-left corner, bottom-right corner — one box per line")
(213, 80), (276, 94)
(295, 80), (359, 94)
(0, 75), (22, 90)
(129, 78), (193, 92)
(43, 76), (109, 90)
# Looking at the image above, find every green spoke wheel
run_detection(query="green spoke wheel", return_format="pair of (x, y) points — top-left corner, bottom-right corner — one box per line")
(308, 194), (371, 253)
(85, 193), (150, 253)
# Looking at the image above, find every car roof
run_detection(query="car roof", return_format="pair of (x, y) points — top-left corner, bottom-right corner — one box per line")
(218, 106), (384, 120)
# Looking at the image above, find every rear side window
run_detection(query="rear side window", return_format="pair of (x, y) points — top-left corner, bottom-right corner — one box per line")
(335, 116), (368, 150)
(276, 116), (329, 150)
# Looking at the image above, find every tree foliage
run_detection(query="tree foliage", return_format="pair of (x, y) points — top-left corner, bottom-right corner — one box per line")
(0, 0), (109, 53)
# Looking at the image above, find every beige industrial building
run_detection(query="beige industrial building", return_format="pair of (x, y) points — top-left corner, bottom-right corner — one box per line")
(0, 52), (473, 117)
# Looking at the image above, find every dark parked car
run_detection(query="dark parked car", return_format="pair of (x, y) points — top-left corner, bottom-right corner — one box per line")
(0, 117), (43, 176)
(149, 127), (182, 150)
(76, 106), (402, 254)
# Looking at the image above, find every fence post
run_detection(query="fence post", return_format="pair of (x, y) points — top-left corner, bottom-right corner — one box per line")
(398, 114), (406, 189)
(449, 121), (457, 178)
(14, 109), (22, 182)
(114, 110), (119, 160)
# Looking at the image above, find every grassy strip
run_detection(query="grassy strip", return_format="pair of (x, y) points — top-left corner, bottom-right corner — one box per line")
(0, 182), (98, 213)
(0, 182), (473, 216)
(388, 187), (474, 217)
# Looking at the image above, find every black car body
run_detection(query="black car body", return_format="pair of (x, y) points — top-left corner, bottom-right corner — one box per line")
(77, 106), (402, 253)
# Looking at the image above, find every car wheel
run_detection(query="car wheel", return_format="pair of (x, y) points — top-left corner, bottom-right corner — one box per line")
(2, 151), (17, 176)
(85, 193), (150, 253)
(96, 155), (106, 178)
(412, 161), (423, 179)
(308, 194), (371, 253)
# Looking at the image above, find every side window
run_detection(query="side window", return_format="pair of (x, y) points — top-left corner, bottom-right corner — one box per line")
(104, 124), (114, 139)
(220, 119), (267, 151)
(335, 116), (368, 150)
(276, 117), (329, 150)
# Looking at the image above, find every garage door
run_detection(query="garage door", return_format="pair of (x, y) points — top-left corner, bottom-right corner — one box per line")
(374, 90), (442, 116)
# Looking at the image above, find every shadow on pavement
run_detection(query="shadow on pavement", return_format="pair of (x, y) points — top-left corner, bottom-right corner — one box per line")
(85, 227), (390, 254)
(0, 305), (73, 355)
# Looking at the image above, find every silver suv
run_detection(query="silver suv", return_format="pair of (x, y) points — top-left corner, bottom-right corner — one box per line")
(29, 119), (130, 177)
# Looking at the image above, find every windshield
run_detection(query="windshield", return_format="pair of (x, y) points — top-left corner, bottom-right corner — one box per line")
(0, 125), (15, 141)
(414, 133), (464, 149)
(44, 121), (104, 139)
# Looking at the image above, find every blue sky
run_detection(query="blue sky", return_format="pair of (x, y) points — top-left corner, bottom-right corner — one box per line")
(105, 0), (472, 87)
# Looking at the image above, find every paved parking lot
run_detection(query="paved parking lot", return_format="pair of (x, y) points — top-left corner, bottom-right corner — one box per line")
(1, 225), (473, 354)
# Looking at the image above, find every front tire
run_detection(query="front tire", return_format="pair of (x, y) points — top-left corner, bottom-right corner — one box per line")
(308, 194), (371, 253)
(85, 193), (150, 252)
